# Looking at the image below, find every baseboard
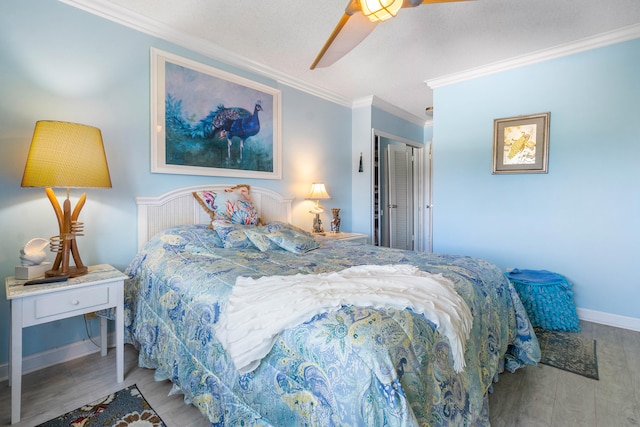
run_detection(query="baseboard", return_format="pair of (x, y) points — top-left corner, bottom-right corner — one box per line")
(577, 308), (640, 332)
(0, 333), (115, 382)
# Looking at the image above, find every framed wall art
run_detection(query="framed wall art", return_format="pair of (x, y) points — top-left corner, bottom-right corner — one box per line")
(492, 112), (550, 174)
(151, 48), (282, 179)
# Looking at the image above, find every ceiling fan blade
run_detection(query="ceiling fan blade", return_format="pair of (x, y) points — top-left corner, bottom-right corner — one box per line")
(310, 11), (378, 70)
(310, 0), (467, 69)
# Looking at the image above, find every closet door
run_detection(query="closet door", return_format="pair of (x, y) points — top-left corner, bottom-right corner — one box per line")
(372, 130), (426, 251)
(387, 144), (414, 250)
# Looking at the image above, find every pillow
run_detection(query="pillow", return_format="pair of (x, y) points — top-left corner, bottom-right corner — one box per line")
(244, 227), (281, 251)
(193, 184), (259, 228)
(243, 222), (310, 252)
(212, 220), (256, 249)
(262, 221), (306, 233)
(266, 228), (320, 254)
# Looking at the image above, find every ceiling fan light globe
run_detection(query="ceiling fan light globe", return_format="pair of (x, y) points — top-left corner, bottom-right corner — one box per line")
(360, 0), (402, 22)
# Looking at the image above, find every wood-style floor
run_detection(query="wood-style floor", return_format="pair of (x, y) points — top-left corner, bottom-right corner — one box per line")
(0, 344), (211, 427)
(490, 321), (640, 427)
(0, 321), (638, 426)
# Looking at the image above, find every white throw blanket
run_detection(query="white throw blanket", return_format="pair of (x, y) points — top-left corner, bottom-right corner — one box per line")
(215, 264), (473, 374)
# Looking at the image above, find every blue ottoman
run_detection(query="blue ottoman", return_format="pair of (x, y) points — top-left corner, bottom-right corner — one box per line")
(506, 269), (580, 332)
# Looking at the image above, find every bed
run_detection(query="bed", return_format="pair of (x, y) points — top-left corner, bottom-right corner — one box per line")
(124, 184), (539, 426)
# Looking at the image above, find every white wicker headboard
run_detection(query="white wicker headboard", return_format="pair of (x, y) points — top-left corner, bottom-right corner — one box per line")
(136, 184), (294, 251)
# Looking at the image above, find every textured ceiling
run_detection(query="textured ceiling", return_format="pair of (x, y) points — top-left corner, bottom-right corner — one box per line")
(74, 0), (640, 121)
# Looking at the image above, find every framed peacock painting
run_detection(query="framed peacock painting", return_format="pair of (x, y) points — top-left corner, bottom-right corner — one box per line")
(151, 48), (282, 179)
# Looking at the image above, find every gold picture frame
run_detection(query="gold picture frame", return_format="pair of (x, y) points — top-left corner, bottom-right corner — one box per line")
(492, 112), (550, 174)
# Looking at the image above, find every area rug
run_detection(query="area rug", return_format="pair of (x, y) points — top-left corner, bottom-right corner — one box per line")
(37, 384), (166, 427)
(535, 328), (599, 380)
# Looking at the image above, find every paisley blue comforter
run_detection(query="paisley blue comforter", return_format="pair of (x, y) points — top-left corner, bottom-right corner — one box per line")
(124, 225), (539, 426)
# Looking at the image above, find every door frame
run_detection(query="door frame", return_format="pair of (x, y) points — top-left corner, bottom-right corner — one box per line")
(371, 129), (428, 251)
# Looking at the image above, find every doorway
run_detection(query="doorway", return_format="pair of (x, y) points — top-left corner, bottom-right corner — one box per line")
(372, 130), (430, 251)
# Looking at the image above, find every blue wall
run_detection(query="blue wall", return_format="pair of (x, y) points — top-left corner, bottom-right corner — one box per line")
(432, 39), (640, 319)
(0, 0), (353, 362)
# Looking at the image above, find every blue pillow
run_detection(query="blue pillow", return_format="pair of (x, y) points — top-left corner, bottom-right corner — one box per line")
(243, 222), (310, 251)
(265, 228), (320, 254)
(212, 220), (256, 249)
(244, 227), (281, 251)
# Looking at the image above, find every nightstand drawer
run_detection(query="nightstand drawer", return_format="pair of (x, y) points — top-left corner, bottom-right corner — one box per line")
(34, 286), (110, 319)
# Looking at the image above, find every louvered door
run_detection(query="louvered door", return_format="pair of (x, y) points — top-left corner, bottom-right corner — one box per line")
(387, 144), (413, 250)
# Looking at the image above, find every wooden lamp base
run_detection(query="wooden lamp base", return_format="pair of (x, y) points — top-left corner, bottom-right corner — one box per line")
(45, 188), (88, 278)
(47, 265), (88, 278)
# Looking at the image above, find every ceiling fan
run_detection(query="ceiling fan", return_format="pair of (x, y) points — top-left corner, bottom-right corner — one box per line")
(310, 0), (467, 70)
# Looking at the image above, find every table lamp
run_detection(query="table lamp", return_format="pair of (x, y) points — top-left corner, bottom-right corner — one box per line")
(21, 121), (112, 278)
(306, 182), (331, 233)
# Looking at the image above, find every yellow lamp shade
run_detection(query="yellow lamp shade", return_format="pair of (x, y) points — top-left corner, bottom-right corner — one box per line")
(21, 121), (112, 189)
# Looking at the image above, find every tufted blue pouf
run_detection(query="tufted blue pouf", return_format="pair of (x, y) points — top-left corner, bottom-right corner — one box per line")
(506, 269), (581, 332)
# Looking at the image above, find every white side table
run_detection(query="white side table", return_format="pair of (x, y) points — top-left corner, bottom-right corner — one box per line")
(317, 232), (368, 244)
(5, 264), (126, 424)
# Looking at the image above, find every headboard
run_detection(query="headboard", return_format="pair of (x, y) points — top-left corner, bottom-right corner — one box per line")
(136, 184), (294, 251)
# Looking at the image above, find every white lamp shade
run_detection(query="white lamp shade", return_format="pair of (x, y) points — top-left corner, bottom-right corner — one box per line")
(307, 183), (331, 200)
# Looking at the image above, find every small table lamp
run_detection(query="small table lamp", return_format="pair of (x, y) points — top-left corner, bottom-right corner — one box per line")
(21, 121), (112, 278)
(306, 183), (331, 234)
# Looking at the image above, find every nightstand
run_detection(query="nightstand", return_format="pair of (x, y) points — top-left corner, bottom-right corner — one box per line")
(5, 264), (126, 424)
(318, 232), (368, 244)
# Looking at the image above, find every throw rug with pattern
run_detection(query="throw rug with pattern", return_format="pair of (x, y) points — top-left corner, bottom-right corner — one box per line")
(535, 327), (599, 380)
(37, 384), (165, 427)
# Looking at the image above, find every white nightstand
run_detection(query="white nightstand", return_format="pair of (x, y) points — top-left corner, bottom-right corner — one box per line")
(317, 232), (368, 244)
(5, 264), (126, 424)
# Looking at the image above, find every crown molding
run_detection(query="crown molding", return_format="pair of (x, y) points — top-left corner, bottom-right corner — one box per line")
(426, 23), (640, 89)
(353, 96), (429, 126)
(352, 95), (376, 110)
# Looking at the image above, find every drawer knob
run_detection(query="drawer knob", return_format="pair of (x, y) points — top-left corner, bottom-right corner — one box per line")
(72, 299), (80, 305)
